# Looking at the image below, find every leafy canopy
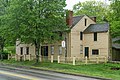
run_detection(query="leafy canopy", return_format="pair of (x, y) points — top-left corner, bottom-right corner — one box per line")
(108, 0), (120, 37)
(4, 0), (67, 44)
(73, 1), (109, 22)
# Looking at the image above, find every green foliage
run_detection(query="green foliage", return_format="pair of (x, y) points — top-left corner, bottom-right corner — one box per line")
(2, 0), (67, 62)
(0, 0), (10, 52)
(108, 0), (120, 38)
(73, 1), (109, 22)
(4, 0), (67, 43)
(4, 46), (15, 54)
(0, 51), (9, 60)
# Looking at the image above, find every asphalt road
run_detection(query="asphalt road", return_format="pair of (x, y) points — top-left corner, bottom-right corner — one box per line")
(0, 65), (104, 80)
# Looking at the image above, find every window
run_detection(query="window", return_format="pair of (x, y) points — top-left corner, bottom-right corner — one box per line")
(85, 18), (87, 26)
(59, 45), (62, 55)
(92, 49), (99, 55)
(94, 32), (97, 41)
(20, 47), (23, 55)
(80, 32), (83, 40)
(80, 45), (83, 54)
(51, 46), (54, 55)
(26, 47), (29, 55)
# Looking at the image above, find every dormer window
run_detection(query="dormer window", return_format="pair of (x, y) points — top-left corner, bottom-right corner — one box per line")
(85, 18), (87, 26)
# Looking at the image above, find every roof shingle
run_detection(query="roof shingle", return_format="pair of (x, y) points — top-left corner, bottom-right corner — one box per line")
(83, 23), (109, 33)
(71, 15), (84, 28)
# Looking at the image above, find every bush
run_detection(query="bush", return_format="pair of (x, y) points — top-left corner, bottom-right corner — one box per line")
(0, 52), (9, 60)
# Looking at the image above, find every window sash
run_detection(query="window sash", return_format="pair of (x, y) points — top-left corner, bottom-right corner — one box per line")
(94, 32), (97, 41)
(59, 46), (62, 55)
(92, 49), (99, 55)
(85, 19), (87, 26)
(26, 47), (29, 55)
(80, 45), (83, 53)
(51, 46), (54, 55)
(20, 47), (23, 55)
(80, 32), (83, 40)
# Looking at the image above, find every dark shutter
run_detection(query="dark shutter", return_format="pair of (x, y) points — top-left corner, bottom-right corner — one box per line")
(85, 19), (87, 26)
(80, 32), (83, 40)
(94, 32), (97, 41)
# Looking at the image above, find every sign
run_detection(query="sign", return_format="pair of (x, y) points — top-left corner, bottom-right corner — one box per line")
(62, 41), (65, 48)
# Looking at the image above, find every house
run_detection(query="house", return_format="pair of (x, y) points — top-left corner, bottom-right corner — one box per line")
(112, 37), (120, 61)
(16, 11), (110, 61)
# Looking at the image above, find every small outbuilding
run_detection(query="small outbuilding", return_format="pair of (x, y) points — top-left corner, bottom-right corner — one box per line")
(112, 37), (120, 61)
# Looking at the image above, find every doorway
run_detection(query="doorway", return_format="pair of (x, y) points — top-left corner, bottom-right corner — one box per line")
(41, 46), (48, 57)
(85, 47), (89, 58)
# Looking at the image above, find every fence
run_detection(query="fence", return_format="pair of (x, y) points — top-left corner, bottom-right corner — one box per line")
(8, 54), (108, 65)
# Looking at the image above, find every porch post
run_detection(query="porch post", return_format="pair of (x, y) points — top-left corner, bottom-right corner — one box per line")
(105, 56), (107, 63)
(23, 54), (26, 61)
(39, 55), (42, 62)
(51, 55), (53, 63)
(58, 55), (60, 63)
(29, 54), (31, 61)
(96, 57), (99, 64)
(85, 56), (88, 64)
(73, 56), (76, 65)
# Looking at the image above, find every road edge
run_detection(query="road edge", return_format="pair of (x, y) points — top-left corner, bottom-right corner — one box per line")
(0, 63), (111, 80)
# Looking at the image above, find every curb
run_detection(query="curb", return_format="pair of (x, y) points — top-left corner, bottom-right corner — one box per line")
(0, 63), (111, 80)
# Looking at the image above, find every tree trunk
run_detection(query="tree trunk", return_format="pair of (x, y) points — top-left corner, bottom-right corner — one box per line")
(35, 42), (40, 63)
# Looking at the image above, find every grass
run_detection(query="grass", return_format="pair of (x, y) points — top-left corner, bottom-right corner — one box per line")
(1, 59), (120, 80)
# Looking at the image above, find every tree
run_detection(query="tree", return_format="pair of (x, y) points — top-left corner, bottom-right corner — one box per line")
(4, 0), (67, 62)
(73, 1), (109, 22)
(108, 0), (120, 37)
(0, 0), (10, 52)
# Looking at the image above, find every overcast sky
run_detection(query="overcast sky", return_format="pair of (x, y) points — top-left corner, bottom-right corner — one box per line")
(65, 0), (110, 10)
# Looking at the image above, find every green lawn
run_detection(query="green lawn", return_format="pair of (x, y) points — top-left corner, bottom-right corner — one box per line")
(0, 60), (120, 80)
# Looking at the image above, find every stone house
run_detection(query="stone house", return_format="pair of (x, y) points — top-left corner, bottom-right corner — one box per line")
(16, 11), (110, 61)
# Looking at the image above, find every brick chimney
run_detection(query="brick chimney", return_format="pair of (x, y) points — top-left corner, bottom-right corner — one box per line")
(66, 10), (73, 27)
(91, 16), (96, 22)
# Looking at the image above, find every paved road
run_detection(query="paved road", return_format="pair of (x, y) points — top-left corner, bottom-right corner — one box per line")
(0, 66), (104, 80)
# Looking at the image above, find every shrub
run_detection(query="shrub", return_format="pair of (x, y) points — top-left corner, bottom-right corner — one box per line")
(0, 52), (9, 60)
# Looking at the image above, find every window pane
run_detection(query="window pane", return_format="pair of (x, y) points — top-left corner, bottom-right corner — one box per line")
(94, 32), (97, 41)
(51, 46), (54, 55)
(26, 47), (29, 55)
(85, 19), (87, 26)
(20, 47), (23, 55)
(80, 45), (83, 54)
(59, 46), (62, 55)
(92, 49), (99, 55)
(80, 32), (83, 40)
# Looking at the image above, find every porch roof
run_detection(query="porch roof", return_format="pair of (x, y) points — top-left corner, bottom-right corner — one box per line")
(112, 37), (120, 49)
(83, 23), (109, 33)
(112, 43), (120, 49)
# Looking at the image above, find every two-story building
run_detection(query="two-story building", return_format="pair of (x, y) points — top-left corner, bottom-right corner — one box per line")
(16, 11), (110, 61)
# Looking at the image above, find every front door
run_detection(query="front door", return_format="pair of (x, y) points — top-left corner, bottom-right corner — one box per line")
(41, 46), (48, 57)
(85, 47), (89, 57)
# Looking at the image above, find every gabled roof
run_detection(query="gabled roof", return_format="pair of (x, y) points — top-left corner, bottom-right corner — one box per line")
(83, 23), (109, 33)
(71, 15), (96, 28)
(71, 15), (84, 28)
